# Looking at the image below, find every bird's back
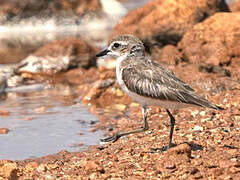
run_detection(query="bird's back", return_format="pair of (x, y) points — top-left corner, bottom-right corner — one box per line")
(120, 55), (222, 110)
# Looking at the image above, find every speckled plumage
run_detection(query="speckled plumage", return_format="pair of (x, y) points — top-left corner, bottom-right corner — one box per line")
(109, 35), (221, 109)
(96, 34), (223, 146)
(120, 55), (220, 109)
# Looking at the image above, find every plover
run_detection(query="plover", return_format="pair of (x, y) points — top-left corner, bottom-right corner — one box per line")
(96, 34), (223, 149)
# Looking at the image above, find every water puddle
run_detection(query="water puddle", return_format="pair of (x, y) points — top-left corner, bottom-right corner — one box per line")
(122, 0), (150, 10)
(0, 85), (103, 160)
(0, 0), (151, 160)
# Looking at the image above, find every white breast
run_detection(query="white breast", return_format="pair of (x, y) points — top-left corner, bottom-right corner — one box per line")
(116, 54), (131, 94)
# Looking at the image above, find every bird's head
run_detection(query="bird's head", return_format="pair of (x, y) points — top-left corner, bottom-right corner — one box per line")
(96, 34), (145, 58)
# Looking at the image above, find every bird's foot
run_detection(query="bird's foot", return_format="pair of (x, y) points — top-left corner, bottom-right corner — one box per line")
(159, 143), (176, 152)
(100, 133), (121, 142)
(167, 143), (175, 150)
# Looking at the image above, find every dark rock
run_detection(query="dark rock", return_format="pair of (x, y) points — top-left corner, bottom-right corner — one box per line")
(0, 76), (6, 93)
(199, 64), (231, 77)
(98, 146), (105, 151)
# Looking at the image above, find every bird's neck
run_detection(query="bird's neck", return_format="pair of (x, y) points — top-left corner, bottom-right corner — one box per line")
(117, 53), (128, 66)
(130, 45), (145, 57)
(129, 50), (145, 58)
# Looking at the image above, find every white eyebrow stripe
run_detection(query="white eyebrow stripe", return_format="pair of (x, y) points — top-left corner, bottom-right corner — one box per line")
(110, 41), (128, 46)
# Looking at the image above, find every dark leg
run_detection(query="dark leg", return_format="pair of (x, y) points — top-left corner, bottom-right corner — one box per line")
(101, 105), (149, 142)
(166, 109), (176, 149)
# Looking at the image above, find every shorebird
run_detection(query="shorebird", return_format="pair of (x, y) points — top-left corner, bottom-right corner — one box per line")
(96, 34), (223, 149)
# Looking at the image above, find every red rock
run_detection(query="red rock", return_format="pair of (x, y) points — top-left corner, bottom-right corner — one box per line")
(0, 162), (18, 178)
(99, 69), (116, 80)
(219, 160), (240, 169)
(34, 106), (47, 113)
(0, 128), (9, 134)
(36, 164), (47, 173)
(206, 168), (223, 177)
(18, 38), (99, 75)
(111, 0), (229, 53)
(82, 82), (105, 104)
(25, 162), (39, 173)
(0, 0), (101, 19)
(82, 79), (115, 104)
(82, 160), (104, 172)
(178, 12), (240, 65)
(0, 0), (102, 64)
(74, 0), (101, 14)
(229, 0), (240, 12)
(24, 117), (33, 121)
(167, 143), (191, 157)
(152, 45), (182, 65)
(165, 162), (176, 169)
(0, 110), (10, 116)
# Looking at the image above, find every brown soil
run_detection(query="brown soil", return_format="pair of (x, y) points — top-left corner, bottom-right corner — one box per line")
(1, 58), (239, 179)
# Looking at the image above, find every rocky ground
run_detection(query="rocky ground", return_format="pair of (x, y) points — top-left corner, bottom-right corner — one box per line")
(1, 60), (240, 179)
(0, 0), (240, 179)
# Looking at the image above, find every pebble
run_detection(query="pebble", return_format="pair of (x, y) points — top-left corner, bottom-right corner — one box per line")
(0, 128), (9, 134)
(130, 102), (139, 107)
(167, 143), (191, 156)
(113, 104), (126, 111)
(115, 89), (124, 97)
(7, 75), (23, 88)
(199, 111), (206, 116)
(24, 117), (33, 121)
(25, 162), (39, 172)
(34, 106), (47, 113)
(201, 117), (211, 123)
(234, 115), (240, 121)
(219, 160), (238, 169)
(191, 110), (199, 117)
(193, 125), (203, 132)
(37, 164), (47, 173)
(44, 174), (56, 180)
(0, 110), (10, 116)
(165, 163), (176, 169)
(82, 160), (103, 171)
(0, 162), (17, 178)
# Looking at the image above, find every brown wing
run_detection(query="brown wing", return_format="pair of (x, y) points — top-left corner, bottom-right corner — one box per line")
(121, 59), (219, 109)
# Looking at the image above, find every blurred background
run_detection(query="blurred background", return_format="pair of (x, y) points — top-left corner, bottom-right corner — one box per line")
(0, 0), (150, 160)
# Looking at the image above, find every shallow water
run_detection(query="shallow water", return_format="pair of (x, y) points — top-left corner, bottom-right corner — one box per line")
(0, 0), (151, 160)
(0, 85), (103, 160)
(122, 0), (149, 10)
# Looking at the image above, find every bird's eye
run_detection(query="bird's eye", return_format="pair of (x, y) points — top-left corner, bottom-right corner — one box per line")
(113, 43), (120, 48)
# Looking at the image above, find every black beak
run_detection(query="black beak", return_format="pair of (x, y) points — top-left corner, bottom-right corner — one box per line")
(96, 49), (110, 57)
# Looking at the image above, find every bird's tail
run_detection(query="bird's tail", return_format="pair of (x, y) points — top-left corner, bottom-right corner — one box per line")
(186, 92), (225, 110)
